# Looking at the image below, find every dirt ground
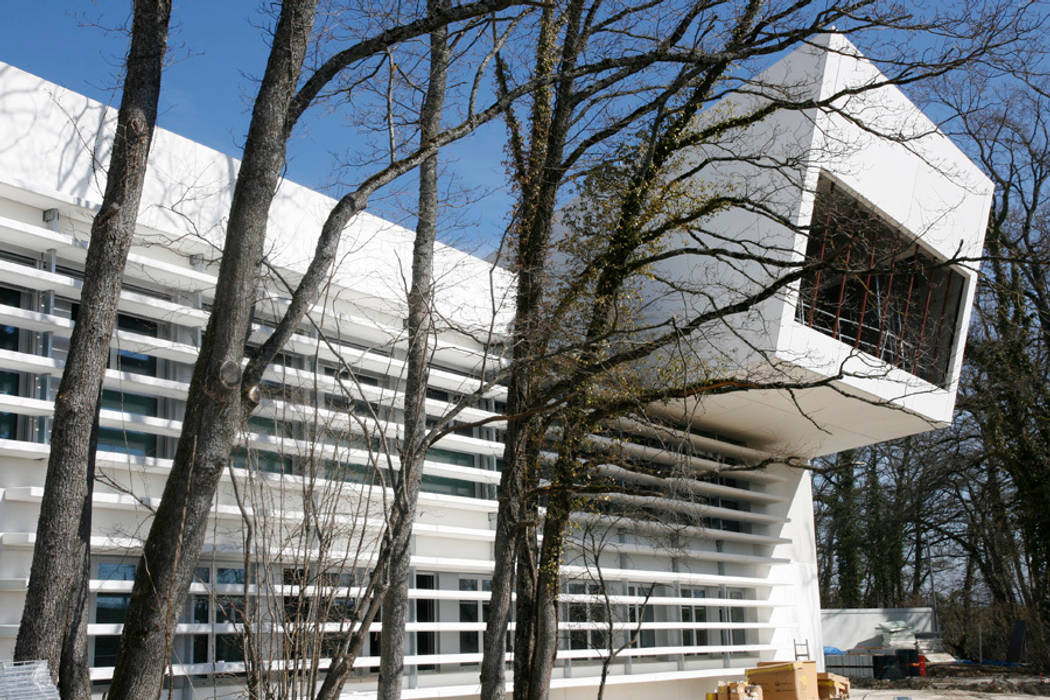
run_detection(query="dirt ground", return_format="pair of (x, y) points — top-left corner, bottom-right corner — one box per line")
(847, 664), (1050, 700)
(852, 686), (1046, 700)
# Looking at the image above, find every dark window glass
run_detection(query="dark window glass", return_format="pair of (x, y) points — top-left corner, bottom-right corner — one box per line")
(98, 390), (158, 457)
(97, 427), (157, 457)
(426, 448), (474, 467)
(215, 634), (243, 662)
(325, 460), (372, 483)
(217, 568), (245, 585)
(115, 314), (159, 376)
(192, 635), (209, 664)
(681, 596), (707, 647)
(422, 450), (477, 497)
(216, 596), (244, 624)
(426, 388), (450, 402)
(0, 371), (19, 439)
(93, 636), (120, 667)
(96, 594), (130, 624)
(421, 474), (476, 498)
(416, 574), (436, 666)
(458, 578), (481, 655)
(101, 390), (157, 416)
(0, 287), (21, 438)
(98, 563), (136, 581)
(192, 596), (209, 624)
(0, 286), (21, 347)
(230, 446), (297, 475)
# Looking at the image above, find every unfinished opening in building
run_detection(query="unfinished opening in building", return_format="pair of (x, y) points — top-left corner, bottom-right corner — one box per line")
(795, 175), (965, 388)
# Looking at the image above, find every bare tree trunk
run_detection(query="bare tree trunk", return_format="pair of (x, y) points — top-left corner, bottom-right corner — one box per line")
(527, 459), (575, 700)
(481, 416), (535, 699)
(105, 3), (319, 697)
(481, 4), (582, 696)
(58, 390), (102, 700)
(377, 3), (449, 698)
(14, 3), (171, 697)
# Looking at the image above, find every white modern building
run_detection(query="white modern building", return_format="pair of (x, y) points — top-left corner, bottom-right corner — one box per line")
(0, 34), (991, 700)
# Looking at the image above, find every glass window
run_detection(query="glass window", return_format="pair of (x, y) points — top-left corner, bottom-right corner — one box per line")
(325, 460), (372, 483)
(115, 314), (159, 376)
(421, 473), (476, 498)
(97, 427), (157, 457)
(98, 390), (158, 457)
(246, 415), (292, 438)
(215, 634), (243, 662)
(416, 574), (436, 666)
(0, 287), (21, 349)
(423, 450), (477, 497)
(627, 585), (655, 648)
(426, 448), (475, 467)
(729, 590), (747, 645)
(681, 587), (707, 647)
(216, 596), (244, 624)
(101, 390), (157, 416)
(192, 595), (210, 624)
(98, 562), (136, 581)
(93, 636), (120, 667)
(566, 583), (607, 650)
(230, 446), (297, 474)
(217, 568), (246, 585)
(458, 578), (488, 656)
(95, 594), (130, 624)
(192, 635), (209, 664)
(0, 287), (21, 439)
(0, 371), (19, 440)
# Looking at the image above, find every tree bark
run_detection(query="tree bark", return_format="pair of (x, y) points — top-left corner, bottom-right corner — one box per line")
(14, 3), (171, 698)
(377, 3), (449, 698)
(481, 3), (582, 696)
(525, 447), (577, 700)
(105, 2), (319, 697)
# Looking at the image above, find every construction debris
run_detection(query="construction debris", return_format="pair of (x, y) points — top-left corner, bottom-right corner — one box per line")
(746, 661), (821, 700)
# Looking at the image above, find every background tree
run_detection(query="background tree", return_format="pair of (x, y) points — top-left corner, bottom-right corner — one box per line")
(816, 37), (1050, 666)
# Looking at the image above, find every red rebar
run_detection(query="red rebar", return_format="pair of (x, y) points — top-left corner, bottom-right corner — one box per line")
(913, 270), (935, 378)
(854, 229), (878, 349)
(807, 190), (834, 328)
(893, 247), (919, 368)
(833, 244), (852, 339)
(875, 238), (900, 358)
(928, 271), (956, 384)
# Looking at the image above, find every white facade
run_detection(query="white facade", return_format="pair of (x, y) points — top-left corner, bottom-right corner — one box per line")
(0, 36), (989, 700)
(647, 34), (993, 457)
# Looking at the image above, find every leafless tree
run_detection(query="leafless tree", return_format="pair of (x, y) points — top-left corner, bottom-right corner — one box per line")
(102, 2), (532, 697)
(479, 2), (1033, 697)
(15, 3), (172, 698)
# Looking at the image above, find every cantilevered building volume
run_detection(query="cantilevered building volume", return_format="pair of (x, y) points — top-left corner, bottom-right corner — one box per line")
(0, 35), (991, 700)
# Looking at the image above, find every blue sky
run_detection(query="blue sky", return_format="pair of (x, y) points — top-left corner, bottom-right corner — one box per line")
(0, 2), (512, 254)
(0, 3), (995, 259)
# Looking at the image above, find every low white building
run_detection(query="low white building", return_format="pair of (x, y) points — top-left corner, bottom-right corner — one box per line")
(0, 34), (990, 700)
